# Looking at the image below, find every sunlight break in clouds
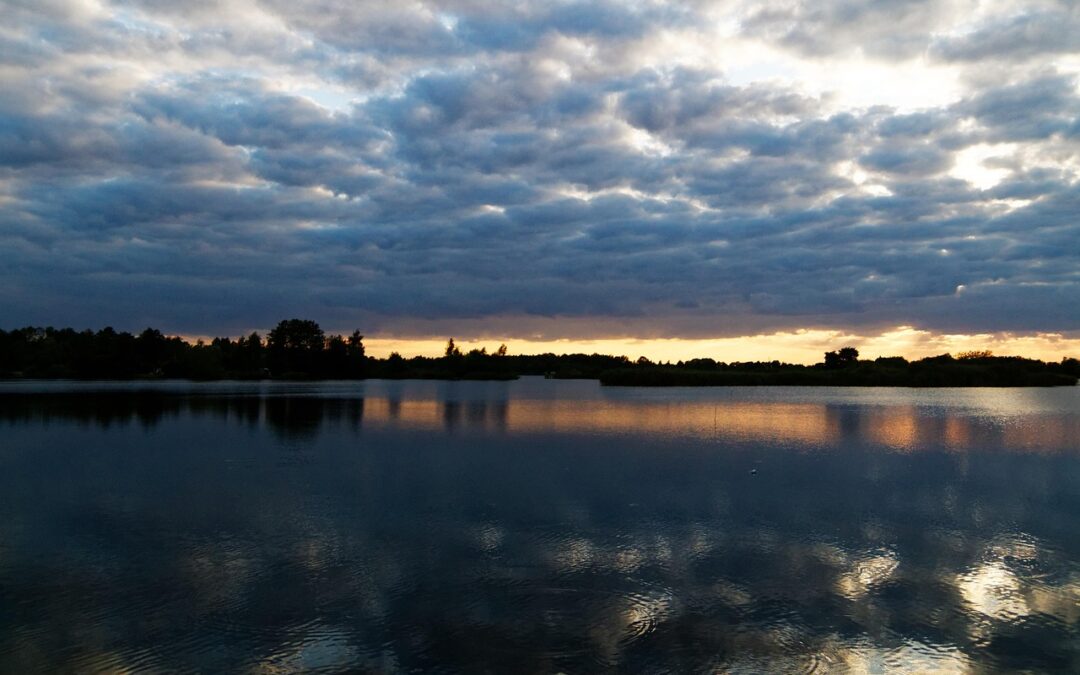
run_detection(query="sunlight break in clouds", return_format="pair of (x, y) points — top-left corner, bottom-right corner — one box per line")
(1, 0), (1078, 354)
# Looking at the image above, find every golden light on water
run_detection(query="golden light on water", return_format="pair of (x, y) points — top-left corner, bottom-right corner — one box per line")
(306, 395), (1080, 454)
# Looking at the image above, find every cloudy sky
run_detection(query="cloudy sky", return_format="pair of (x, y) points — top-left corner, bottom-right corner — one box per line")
(3, 0), (1079, 359)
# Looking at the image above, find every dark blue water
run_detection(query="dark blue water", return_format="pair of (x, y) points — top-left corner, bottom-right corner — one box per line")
(1, 379), (1078, 672)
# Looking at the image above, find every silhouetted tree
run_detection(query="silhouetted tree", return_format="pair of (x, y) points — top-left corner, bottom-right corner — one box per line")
(386, 351), (405, 375)
(240, 332), (264, 375)
(684, 358), (718, 370)
(824, 347), (859, 369)
(495, 343), (508, 357)
(920, 353), (955, 364)
(268, 319), (325, 375)
(445, 338), (461, 358)
(348, 331), (365, 358)
(179, 338), (226, 379)
(135, 328), (168, 374)
(346, 330), (366, 377)
(1058, 357), (1080, 378)
(325, 334), (349, 377)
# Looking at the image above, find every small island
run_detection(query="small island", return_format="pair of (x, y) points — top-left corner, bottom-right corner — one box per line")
(1, 319), (1077, 387)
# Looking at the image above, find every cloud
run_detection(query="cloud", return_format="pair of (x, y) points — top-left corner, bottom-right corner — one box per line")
(738, 0), (963, 59)
(955, 73), (1079, 142)
(860, 143), (951, 175)
(0, 0), (1077, 341)
(931, 4), (1080, 63)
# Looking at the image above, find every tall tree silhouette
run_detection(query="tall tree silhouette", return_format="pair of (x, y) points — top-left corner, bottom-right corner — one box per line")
(268, 319), (325, 375)
(347, 331), (366, 377)
(825, 347), (859, 369)
(445, 338), (461, 358)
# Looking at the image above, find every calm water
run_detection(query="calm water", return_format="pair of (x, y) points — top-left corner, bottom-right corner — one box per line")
(1, 379), (1078, 673)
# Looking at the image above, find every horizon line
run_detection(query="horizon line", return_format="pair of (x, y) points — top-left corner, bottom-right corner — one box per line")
(166, 325), (1079, 366)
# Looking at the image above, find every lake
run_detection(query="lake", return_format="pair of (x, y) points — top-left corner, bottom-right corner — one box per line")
(1, 379), (1078, 672)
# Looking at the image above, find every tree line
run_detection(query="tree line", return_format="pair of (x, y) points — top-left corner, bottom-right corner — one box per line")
(0, 320), (1077, 386)
(0, 320), (362, 380)
(602, 347), (1080, 387)
(0, 319), (625, 380)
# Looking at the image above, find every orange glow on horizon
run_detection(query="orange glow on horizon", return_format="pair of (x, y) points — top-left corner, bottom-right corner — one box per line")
(358, 326), (1079, 364)
(173, 325), (1079, 365)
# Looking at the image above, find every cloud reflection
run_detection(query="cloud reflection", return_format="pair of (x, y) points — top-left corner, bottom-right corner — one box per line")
(1, 383), (1079, 671)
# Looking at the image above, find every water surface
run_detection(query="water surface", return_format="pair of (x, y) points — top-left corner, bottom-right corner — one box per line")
(1, 379), (1078, 672)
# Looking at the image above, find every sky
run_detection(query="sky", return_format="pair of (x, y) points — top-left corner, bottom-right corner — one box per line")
(2, 0), (1079, 362)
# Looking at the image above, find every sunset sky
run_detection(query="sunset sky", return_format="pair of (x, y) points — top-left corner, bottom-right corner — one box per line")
(3, 0), (1078, 361)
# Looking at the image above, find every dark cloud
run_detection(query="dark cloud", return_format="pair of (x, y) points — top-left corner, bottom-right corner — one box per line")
(875, 111), (953, 138)
(739, 0), (954, 59)
(0, 0), (1077, 339)
(931, 4), (1080, 62)
(955, 73), (1079, 142)
(860, 144), (950, 175)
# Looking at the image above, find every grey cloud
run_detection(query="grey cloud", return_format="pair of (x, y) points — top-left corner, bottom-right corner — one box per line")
(875, 112), (953, 138)
(135, 80), (381, 150)
(23, 179), (344, 235)
(688, 159), (850, 209)
(0, 109), (116, 169)
(616, 70), (854, 167)
(449, 0), (675, 53)
(931, 5), (1080, 62)
(685, 116), (858, 161)
(955, 73), (1079, 142)
(0, 0), (1078, 339)
(860, 144), (950, 175)
(739, 0), (954, 59)
(255, 0), (686, 58)
(619, 68), (821, 133)
(253, 0), (462, 56)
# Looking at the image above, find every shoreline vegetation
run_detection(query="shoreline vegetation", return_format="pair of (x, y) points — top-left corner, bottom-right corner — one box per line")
(1, 320), (1077, 387)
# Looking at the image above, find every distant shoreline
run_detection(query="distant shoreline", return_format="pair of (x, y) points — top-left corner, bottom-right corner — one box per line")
(3, 321), (1077, 387)
(596, 367), (1078, 388)
(1, 369), (1076, 388)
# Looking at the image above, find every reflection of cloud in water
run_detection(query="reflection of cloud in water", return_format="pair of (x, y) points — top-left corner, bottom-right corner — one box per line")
(181, 539), (262, 612)
(251, 624), (359, 674)
(822, 639), (973, 674)
(710, 579), (753, 608)
(955, 533), (1079, 630)
(550, 537), (596, 573)
(590, 588), (679, 666)
(1027, 576), (1080, 625)
(837, 551), (899, 600)
(1, 383), (1078, 671)
(959, 562), (1030, 621)
(613, 547), (645, 573)
(472, 524), (504, 553)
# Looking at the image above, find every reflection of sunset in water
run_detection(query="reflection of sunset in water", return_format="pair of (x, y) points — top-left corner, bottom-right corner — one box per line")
(362, 398), (834, 445)
(349, 396), (1079, 454)
(1, 381), (1078, 672)
(4, 383), (1074, 452)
